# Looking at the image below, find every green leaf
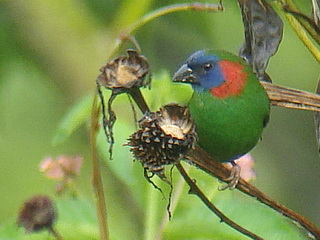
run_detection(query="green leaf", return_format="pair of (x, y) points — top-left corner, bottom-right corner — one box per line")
(56, 199), (98, 239)
(52, 94), (93, 145)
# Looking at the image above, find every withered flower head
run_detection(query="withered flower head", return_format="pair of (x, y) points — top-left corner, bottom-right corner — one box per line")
(17, 195), (56, 233)
(127, 103), (196, 179)
(97, 49), (151, 93)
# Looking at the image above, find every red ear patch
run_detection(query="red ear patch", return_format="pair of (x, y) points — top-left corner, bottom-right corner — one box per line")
(210, 60), (248, 99)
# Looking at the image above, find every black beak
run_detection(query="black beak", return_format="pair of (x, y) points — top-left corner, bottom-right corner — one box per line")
(172, 64), (198, 84)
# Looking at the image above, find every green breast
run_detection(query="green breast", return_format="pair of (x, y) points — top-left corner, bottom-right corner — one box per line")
(189, 74), (270, 162)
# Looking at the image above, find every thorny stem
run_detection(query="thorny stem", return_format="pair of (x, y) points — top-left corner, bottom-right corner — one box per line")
(187, 145), (320, 240)
(108, 2), (223, 59)
(90, 92), (109, 240)
(176, 162), (264, 240)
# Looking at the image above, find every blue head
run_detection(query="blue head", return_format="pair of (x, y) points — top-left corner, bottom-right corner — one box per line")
(173, 50), (224, 91)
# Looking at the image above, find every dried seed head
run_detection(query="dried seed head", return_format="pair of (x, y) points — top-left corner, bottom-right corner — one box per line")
(127, 103), (196, 179)
(17, 195), (56, 233)
(157, 104), (196, 139)
(97, 49), (151, 93)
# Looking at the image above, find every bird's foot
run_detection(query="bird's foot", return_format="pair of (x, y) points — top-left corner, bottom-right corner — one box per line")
(219, 162), (241, 190)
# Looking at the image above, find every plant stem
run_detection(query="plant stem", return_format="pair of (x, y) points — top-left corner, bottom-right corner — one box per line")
(283, 6), (320, 45)
(154, 164), (191, 240)
(90, 92), (109, 240)
(108, 2), (223, 59)
(279, 0), (320, 63)
(144, 179), (160, 240)
(128, 87), (150, 113)
(262, 81), (320, 112)
(176, 162), (264, 240)
(187, 145), (320, 239)
(48, 226), (63, 240)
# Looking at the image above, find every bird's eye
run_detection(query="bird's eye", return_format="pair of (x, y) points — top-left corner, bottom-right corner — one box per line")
(203, 63), (212, 71)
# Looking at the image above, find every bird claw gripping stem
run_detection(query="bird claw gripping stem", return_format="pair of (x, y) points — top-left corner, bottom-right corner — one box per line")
(219, 162), (241, 190)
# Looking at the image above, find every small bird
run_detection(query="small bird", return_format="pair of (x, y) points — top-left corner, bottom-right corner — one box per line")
(173, 50), (270, 188)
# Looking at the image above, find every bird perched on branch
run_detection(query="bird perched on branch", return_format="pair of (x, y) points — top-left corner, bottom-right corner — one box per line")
(173, 50), (270, 188)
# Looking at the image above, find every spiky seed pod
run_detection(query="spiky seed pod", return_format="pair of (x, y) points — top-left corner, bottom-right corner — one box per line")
(127, 103), (197, 179)
(17, 195), (56, 233)
(97, 49), (151, 94)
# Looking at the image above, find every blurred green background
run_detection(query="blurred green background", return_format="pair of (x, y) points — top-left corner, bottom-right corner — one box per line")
(0, 0), (319, 238)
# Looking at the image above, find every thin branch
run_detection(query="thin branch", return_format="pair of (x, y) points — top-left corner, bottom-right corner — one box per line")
(186, 145), (320, 239)
(175, 162), (264, 240)
(279, 0), (320, 63)
(262, 81), (320, 112)
(128, 78), (265, 239)
(90, 92), (109, 240)
(155, 164), (191, 240)
(108, 2), (223, 59)
(128, 87), (150, 113)
(128, 67), (320, 238)
(283, 6), (320, 46)
(48, 226), (63, 240)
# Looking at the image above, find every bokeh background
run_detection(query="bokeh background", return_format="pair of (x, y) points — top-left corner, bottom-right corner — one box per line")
(0, 0), (319, 238)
